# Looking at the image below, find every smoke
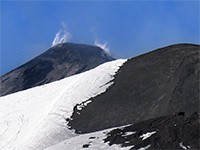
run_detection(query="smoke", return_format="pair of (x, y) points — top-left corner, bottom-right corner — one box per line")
(52, 22), (71, 46)
(94, 40), (110, 55)
(90, 26), (111, 55)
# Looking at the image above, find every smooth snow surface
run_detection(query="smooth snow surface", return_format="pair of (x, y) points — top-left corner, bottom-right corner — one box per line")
(45, 126), (133, 150)
(0, 59), (126, 150)
(139, 131), (157, 140)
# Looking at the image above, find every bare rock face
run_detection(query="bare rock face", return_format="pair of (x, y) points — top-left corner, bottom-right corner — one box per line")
(68, 43), (200, 133)
(0, 42), (114, 96)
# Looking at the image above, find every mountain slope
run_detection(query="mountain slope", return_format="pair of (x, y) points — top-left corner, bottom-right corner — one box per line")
(45, 125), (133, 150)
(46, 112), (199, 150)
(0, 43), (199, 150)
(0, 42), (114, 96)
(0, 59), (125, 150)
(68, 43), (200, 133)
(104, 112), (199, 149)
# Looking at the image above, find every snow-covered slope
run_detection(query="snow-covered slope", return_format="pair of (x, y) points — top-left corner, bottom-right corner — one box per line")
(0, 59), (126, 150)
(46, 112), (200, 150)
(45, 125), (133, 150)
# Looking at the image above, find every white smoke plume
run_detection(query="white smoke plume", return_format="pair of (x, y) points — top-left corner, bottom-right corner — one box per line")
(52, 22), (71, 46)
(94, 40), (110, 55)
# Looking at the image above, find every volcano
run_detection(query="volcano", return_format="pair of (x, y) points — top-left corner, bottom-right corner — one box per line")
(0, 42), (114, 96)
(0, 43), (199, 150)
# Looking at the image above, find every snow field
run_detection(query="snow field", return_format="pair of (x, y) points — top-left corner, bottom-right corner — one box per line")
(45, 125), (133, 150)
(0, 59), (126, 150)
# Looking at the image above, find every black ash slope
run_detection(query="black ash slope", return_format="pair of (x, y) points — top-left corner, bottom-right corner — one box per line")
(69, 43), (200, 133)
(0, 42), (114, 96)
(105, 112), (200, 149)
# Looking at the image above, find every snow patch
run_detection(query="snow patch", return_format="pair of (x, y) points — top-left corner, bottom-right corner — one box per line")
(179, 142), (191, 149)
(123, 131), (136, 136)
(76, 100), (92, 111)
(139, 131), (157, 140)
(124, 141), (130, 144)
(138, 144), (151, 150)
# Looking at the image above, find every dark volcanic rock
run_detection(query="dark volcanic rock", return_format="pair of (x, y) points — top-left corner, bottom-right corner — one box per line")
(69, 43), (200, 133)
(0, 42), (114, 96)
(104, 112), (200, 149)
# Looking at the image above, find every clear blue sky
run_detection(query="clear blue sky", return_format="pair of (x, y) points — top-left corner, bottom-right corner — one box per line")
(1, 1), (199, 75)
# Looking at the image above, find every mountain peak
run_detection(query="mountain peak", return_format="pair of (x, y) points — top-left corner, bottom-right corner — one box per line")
(0, 42), (115, 97)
